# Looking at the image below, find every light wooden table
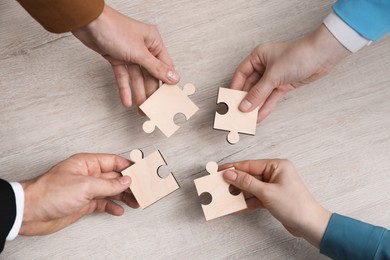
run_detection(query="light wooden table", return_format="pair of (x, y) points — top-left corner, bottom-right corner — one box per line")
(1, 0), (390, 259)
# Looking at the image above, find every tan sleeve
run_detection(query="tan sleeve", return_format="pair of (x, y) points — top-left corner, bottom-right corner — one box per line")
(16, 0), (105, 33)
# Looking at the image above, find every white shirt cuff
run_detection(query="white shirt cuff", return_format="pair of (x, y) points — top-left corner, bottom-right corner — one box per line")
(6, 182), (24, 241)
(323, 11), (371, 53)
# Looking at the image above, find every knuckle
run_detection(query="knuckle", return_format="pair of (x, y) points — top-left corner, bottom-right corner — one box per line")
(274, 159), (295, 173)
(241, 173), (253, 189)
(132, 51), (146, 63)
(280, 159), (293, 168)
(254, 43), (269, 54)
(70, 153), (89, 160)
(79, 177), (92, 195)
(249, 85), (263, 100)
(148, 24), (158, 32)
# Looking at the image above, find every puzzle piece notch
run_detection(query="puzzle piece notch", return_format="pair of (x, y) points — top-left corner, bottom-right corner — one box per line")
(194, 161), (247, 221)
(214, 88), (259, 144)
(122, 149), (179, 209)
(129, 149), (144, 162)
(140, 83), (199, 137)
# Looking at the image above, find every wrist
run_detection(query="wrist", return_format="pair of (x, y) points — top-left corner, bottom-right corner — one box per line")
(307, 24), (351, 71)
(19, 179), (38, 234)
(297, 203), (332, 248)
(72, 4), (109, 36)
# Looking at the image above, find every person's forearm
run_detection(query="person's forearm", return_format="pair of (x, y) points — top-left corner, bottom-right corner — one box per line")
(306, 24), (351, 72)
(295, 204), (332, 248)
(0, 180), (18, 253)
(320, 213), (390, 259)
(16, 0), (104, 33)
(332, 0), (390, 41)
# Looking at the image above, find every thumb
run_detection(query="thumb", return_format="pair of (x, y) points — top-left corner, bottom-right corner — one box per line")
(239, 74), (274, 112)
(86, 176), (131, 198)
(223, 169), (266, 199)
(137, 49), (180, 84)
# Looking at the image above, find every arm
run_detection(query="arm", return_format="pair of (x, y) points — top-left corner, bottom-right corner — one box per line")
(0, 180), (17, 253)
(321, 213), (390, 260)
(230, 24), (350, 123)
(16, 1), (180, 108)
(1, 153), (138, 254)
(16, 0), (104, 33)
(222, 159), (390, 259)
(232, 0), (390, 122)
(332, 0), (390, 41)
(20, 153), (138, 236)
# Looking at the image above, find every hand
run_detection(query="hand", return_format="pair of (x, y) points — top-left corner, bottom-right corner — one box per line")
(231, 24), (350, 123)
(72, 4), (180, 108)
(222, 159), (331, 248)
(20, 153), (139, 236)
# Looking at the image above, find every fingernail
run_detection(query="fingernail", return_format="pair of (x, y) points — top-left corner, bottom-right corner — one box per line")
(167, 70), (179, 81)
(224, 170), (237, 181)
(240, 100), (252, 111)
(119, 176), (130, 185)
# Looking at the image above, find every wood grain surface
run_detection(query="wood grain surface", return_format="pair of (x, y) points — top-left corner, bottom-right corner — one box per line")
(1, 0), (389, 259)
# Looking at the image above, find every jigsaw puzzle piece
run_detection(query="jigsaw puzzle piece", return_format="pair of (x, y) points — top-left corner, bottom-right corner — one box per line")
(214, 87), (258, 144)
(121, 149), (179, 209)
(140, 83), (199, 137)
(194, 161), (247, 220)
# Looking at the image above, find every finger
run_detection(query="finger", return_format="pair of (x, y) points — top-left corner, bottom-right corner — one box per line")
(230, 56), (255, 91)
(112, 64), (132, 108)
(239, 72), (274, 112)
(141, 68), (159, 98)
(100, 171), (121, 179)
(81, 153), (132, 173)
(257, 83), (295, 123)
(230, 54), (265, 91)
(243, 190), (256, 199)
(155, 42), (175, 69)
(223, 169), (266, 199)
(228, 159), (278, 176)
(218, 164), (269, 182)
(111, 190), (140, 209)
(243, 72), (261, 92)
(95, 199), (124, 216)
(143, 26), (179, 84)
(219, 163), (235, 171)
(257, 88), (285, 123)
(127, 63), (147, 106)
(234, 197), (264, 214)
(246, 197), (264, 210)
(137, 107), (145, 116)
(86, 175), (131, 198)
(136, 48), (180, 85)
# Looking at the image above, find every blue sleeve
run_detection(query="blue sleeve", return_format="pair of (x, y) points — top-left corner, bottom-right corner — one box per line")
(320, 213), (390, 260)
(333, 0), (390, 41)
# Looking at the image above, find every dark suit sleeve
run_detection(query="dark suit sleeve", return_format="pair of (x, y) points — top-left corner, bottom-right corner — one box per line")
(0, 179), (17, 253)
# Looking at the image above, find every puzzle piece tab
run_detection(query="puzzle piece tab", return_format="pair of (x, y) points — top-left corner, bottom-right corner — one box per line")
(194, 161), (247, 220)
(214, 87), (259, 144)
(121, 149), (179, 209)
(140, 83), (199, 138)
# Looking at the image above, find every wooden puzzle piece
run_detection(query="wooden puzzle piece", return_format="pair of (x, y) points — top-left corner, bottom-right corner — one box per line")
(140, 83), (199, 138)
(194, 161), (247, 220)
(121, 149), (179, 209)
(213, 87), (259, 144)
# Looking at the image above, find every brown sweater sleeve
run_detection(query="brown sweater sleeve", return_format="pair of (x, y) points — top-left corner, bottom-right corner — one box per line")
(16, 0), (105, 33)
